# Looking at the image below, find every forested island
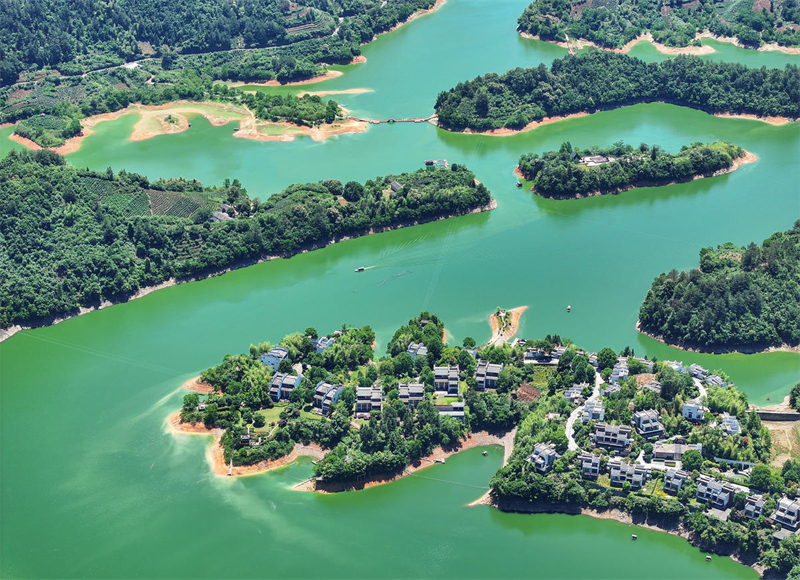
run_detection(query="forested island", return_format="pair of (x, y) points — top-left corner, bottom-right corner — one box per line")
(0, 151), (492, 333)
(638, 222), (800, 352)
(517, 0), (800, 50)
(173, 311), (800, 578)
(433, 52), (800, 132)
(0, 0), (439, 130)
(517, 141), (750, 198)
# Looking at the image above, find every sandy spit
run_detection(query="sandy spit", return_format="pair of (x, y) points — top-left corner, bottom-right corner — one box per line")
(636, 320), (800, 355)
(487, 306), (528, 346)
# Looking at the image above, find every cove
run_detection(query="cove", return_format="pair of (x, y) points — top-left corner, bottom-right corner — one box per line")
(0, 0), (798, 577)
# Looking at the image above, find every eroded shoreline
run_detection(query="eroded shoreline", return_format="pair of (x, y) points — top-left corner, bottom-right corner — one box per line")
(521, 29), (800, 56)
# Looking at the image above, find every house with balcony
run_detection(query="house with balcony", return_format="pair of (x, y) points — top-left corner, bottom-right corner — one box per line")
(475, 360), (503, 390)
(632, 409), (665, 439)
(609, 459), (651, 490)
(398, 382), (425, 408)
(745, 495), (766, 519)
(580, 452), (601, 478)
(269, 373), (303, 402)
(312, 336), (336, 354)
(688, 364), (709, 378)
(407, 342), (428, 359)
(770, 498), (800, 531)
(259, 346), (290, 371)
(434, 365), (459, 395)
(683, 400), (709, 421)
(592, 423), (632, 452)
(696, 475), (737, 509)
(720, 413), (741, 437)
(582, 399), (605, 423)
(664, 469), (690, 494)
(527, 443), (559, 473)
(436, 401), (465, 421)
(313, 382), (343, 415)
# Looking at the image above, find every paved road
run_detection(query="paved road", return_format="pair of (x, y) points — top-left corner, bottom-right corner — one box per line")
(566, 371), (602, 452)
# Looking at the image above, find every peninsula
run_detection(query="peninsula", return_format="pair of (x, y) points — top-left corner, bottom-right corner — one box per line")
(516, 141), (753, 198)
(433, 52), (800, 133)
(0, 154), (494, 337)
(170, 310), (800, 578)
(638, 221), (800, 354)
(516, 0), (800, 53)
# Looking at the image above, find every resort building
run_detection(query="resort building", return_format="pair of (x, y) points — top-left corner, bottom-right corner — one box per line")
(551, 345), (568, 359)
(389, 180), (403, 193)
(696, 475), (737, 509)
(664, 360), (686, 373)
(269, 373), (303, 402)
(527, 443), (559, 473)
(434, 365), (459, 395)
(587, 353), (598, 367)
(564, 384), (585, 404)
(683, 400), (709, 421)
(524, 348), (550, 363)
(632, 357), (654, 373)
(642, 380), (662, 395)
(259, 346), (289, 371)
(601, 384), (621, 397)
(610, 361), (629, 384)
(745, 495), (766, 519)
(706, 374), (727, 387)
(313, 382), (343, 415)
(608, 459), (650, 490)
(652, 441), (702, 461)
(406, 342), (428, 359)
(720, 413), (741, 437)
(398, 382), (425, 408)
(474, 360), (503, 390)
(664, 469), (690, 494)
(592, 422), (632, 452)
(312, 336), (335, 354)
(632, 409), (665, 439)
(436, 401), (465, 421)
(355, 385), (382, 417)
(582, 399), (605, 423)
(579, 452), (601, 478)
(688, 364), (709, 378)
(770, 498), (800, 531)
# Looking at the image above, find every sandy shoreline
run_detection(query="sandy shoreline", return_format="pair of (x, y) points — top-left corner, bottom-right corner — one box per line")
(182, 375), (215, 394)
(516, 149), (758, 198)
(228, 55), (368, 89)
(487, 306), (528, 346)
(371, 0), (446, 40)
(0, 199), (496, 344)
(521, 29), (800, 55)
(294, 428), (515, 493)
(636, 320), (800, 355)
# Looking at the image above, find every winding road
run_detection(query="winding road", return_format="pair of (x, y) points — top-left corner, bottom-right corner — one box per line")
(566, 370), (602, 452)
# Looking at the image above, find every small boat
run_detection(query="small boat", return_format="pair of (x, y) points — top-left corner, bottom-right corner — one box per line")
(567, 305), (571, 312)
(516, 181), (523, 187)
(188, 122), (192, 127)
(355, 267), (365, 272)
(482, 451), (488, 456)
(631, 534), (637, 540)
(706, 556), (712, 562)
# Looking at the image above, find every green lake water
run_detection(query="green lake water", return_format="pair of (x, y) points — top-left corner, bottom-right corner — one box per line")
(1, 0), (798, 577)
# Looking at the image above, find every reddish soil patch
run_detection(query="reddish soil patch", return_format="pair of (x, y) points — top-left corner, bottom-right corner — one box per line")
(752, 0), (771, 13)
(7, 88), (31, 102)
(517, 383), (541, 402)
(635, 373), (656, 385)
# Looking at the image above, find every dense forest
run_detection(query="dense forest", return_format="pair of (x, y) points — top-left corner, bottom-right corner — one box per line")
(517, 0), (800, 49)
(0, 0), (435, 125)
(517, 141), (746, 198)
(0, 151), (492, 329)
(433, 52), (800, 132)
(638, 222), (800, 350)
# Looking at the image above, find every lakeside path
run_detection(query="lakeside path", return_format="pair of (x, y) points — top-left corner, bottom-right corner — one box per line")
(487, 306), (528, 346)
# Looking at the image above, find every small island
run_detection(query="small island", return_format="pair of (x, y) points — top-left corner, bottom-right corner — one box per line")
(0, 153), (494, 337)
(638, 222), (800, 353)
(517, 0), (800, 53)
(171, 309), (800, 578)
(516, 141), (753, 198)
(433, 52), (800, 133)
